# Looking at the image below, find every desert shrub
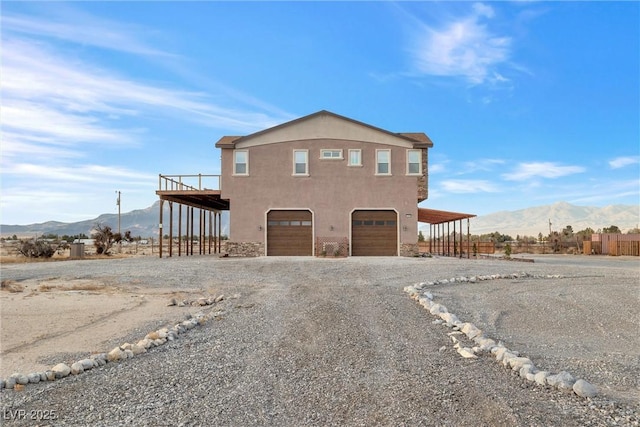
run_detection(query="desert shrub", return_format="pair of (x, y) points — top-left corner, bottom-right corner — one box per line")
(17, 240), (55, 258)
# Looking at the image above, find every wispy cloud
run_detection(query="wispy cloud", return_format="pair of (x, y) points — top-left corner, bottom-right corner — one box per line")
(440, 179), (500, 193)
(2, 163), (155, 185)
(1, 9), (294, 166)
(609, 156), (639, 169)
(502, 162), (585, 181)
(409, 2), (512, 85)
(0, 6), (295, 224)
(429, 163), (448, 174)
(3, 8), (174, 57)
(461, 158), (505, 173)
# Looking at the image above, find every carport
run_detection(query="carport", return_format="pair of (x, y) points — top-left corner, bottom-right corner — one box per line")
(418, 208), (476, 258)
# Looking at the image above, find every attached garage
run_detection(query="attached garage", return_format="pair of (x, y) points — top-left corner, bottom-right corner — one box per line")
(267, 210), (313, 256)
(351, 210), (398, 256)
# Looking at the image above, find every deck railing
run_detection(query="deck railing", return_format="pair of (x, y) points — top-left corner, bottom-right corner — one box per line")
(158, 174), (221, 191)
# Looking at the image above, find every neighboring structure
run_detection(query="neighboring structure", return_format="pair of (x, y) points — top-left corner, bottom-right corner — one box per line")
(157, 110), (475, 257)
(584, 233), (640, 256)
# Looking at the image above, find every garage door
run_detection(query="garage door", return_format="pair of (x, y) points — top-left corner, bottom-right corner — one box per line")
(267, 210), (313, 256)
(351, 210), (398, 256)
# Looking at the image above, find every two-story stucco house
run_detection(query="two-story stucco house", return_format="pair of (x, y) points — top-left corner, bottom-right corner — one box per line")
(214, 110), (433, 256)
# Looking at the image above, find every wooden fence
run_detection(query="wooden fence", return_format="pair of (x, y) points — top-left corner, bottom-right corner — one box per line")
(584, 234), (640, 256)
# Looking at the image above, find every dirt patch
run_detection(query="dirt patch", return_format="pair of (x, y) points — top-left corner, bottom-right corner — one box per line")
(0, 277), (216, 378)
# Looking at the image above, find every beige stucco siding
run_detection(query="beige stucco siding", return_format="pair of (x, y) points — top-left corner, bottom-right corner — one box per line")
(221, 138), (420, 245)
(234, 114), (416, 149)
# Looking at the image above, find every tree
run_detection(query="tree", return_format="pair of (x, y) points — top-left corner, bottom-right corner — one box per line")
(92, 224), (118, 255)
(575, 227), (594, 243)
(418, 231), (425, 242)
(602, 225), (621, 234)
(562, 225), (574, 237)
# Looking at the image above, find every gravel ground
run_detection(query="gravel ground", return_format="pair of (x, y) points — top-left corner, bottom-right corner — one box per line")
(0, 255), (638, 426)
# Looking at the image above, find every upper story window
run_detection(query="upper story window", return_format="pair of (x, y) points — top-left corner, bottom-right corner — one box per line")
(293, 149), (309, 176)
(234, 150), (248, 175)
(407, 149), (422, 175)
(320, 149), (343, 159)
(348, 149), (362, 166)
(376, 149), (391, 175)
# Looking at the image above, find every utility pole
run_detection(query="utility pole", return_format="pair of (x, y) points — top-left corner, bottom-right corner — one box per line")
(116, 191), (121, 254)
(116, 191), (121, 235)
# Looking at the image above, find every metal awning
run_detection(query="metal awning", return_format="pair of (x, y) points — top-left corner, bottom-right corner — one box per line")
(418, 208), (476, 224)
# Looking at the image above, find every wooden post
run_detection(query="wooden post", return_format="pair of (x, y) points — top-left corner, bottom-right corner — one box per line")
(429, 224), (433, 254)
(459, 219), (462, 258)
(213, 211), (217, 254)
(218, 212), (222, 253)
(201, 209), (205, 255)
(190, 206), (194, 256)
(169, 201), (173, 257)
(209, 211), (213, 255)
(159, 199), (164, 259)
(453, 220), (457, 257)
(467, 218), (471, 259)
(186, 206), (190, 255)
(178, 204), (182, 257)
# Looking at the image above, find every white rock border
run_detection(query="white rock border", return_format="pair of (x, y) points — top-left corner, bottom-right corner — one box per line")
(0, 307), (220, 391)
(404, 273), (599, 399)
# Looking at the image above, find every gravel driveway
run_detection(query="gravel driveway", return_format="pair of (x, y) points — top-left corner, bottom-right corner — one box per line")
(1, 255), (638, 426)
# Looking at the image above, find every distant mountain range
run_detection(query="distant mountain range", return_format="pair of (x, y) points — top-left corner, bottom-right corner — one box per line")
(1, 201), (637, 238)
(466, 202), (639, 237)
(0, 201), (229, 238)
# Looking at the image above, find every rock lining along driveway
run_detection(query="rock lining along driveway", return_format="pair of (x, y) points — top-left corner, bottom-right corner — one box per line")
(1, 256), (638, 426)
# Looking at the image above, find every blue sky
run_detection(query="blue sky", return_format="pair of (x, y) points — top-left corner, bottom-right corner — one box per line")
(1, 1), (638, 225)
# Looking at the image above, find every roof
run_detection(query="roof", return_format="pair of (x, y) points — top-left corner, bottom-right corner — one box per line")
(215, 136), (242, 148)
(214, 110), (434, 149)
(418, 208), (476, 225)
(398, 132), (434, 147)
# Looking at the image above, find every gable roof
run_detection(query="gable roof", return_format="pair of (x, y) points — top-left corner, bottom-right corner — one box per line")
(215, 110), (434, 149)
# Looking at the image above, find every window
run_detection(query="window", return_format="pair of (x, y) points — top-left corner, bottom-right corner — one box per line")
(293, 150), (308, 175)
(407, 149), (421, 175)
(348, 149), (362, 166)
(234, 150), (248, 175)
(320, 149), (343, 159)
(376, 149), (391, 175)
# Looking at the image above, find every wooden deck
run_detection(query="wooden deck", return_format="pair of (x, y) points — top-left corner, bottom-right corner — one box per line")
(156, 174), (229, 211)
(156, 174), (229, 258)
